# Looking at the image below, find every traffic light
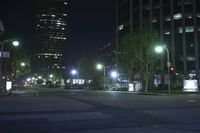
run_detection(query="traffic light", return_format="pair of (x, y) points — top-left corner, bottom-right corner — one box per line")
(170, 67), (174, 71)
(169, 67), (175, 74)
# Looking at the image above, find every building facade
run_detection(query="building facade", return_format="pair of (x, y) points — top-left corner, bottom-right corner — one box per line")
(117, 0), (200, 75)
(34, 0), (67, 75)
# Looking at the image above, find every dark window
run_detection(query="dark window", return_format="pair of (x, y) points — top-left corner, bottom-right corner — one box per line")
(143, 0), (149, 6)
(185, 5), (192, 13)
(186, 33), (195, 55)
(187, 61), (195, 72)
(118, 1), (130, 24)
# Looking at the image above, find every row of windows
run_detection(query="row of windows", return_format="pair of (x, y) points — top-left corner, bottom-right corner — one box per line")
(49, 36), (66, 40)
(36, 26), (65, 30)
(36, 53), (63, 57)
(164, 26), (200, 34)
(141, 13), (199, 23)
(38, 19), (66, 25)
(119, 22), (200, 33)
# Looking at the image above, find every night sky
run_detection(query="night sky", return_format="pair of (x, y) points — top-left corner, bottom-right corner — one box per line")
(0, 0), (116, 66)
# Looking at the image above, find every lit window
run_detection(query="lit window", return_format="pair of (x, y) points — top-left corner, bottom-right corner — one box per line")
(174, 13), (182, 20)
(187, 56), (195, 61)
(63, 14), (67, 16)
(64, 2), (67, 5)
(118, 24), (124, 31)
(178, 26), (194, 33)
(152, 18), (157, 23)
(41, 14), (47, 17)
(165, 17), (171, 21)
(164, 32), (170, 35)
(186, 26), (194, 33)
(190, 44), (194, 47)
(187, 15), (192, 19)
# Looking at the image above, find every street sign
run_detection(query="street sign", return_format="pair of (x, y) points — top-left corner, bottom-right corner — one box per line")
(0, 52), (10, 58)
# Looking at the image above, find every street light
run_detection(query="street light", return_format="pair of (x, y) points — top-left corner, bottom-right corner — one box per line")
(0, 40), (20, 75)
(71, 69), (78, 76)
(96, 63), (106, 89)
(110, 70), (119, 79)
(49, 74), (54, 78)
(20, 62), (26, 67)
(0, 40), (19, 92)
(49, 74), (55, 87)
(70, 69), (78, 88)
(38, 76), (42, 79)
(155, 45), (171, 94)
(12, 41), (19, 47)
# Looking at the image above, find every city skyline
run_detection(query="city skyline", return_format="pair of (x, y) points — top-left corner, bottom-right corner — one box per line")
(0, 0), (116, 66)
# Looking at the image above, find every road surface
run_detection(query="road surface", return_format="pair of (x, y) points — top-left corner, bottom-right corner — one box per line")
(0, 88), (200, 133)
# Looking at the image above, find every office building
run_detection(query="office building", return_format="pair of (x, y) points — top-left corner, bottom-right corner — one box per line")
(34, 0), (67, 75)
(117, 0), (200, 74)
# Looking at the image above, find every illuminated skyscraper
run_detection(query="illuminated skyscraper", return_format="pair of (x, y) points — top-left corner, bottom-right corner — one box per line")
(34, 0), (67, 75)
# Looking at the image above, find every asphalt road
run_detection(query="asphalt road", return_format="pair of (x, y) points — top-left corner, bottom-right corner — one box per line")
(0, 88), (200, 133)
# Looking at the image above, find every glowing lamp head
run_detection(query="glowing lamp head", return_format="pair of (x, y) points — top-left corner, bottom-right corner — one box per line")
(110, 71), (118, 79)
(20, 62), (25, 67)
(155, 46), (164, 53)
(49, 74), (54, 78)
(96, 64), (103, 70)
(12, 41), (19, 47)
(71, 69), (77, 75)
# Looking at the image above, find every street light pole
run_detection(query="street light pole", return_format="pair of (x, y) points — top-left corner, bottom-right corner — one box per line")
(0, 41), (6, 76)
(0, 40), (19, 75)
(155, 45), (171, 94)
(96, 64), (106, 90)
(164, 47), (171, 94)
(103, 66), (105, 89)
(0, 40), (19, 92)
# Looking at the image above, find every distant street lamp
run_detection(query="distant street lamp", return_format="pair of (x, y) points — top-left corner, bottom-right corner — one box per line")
(70, 69), (78, 88)
(20, 62), (26, 67)
(71, 69), (78, 76)
(96, 63), (106, 89)
(14, 62), (26, 78)
(26, 78), (31, 82)
(49, 74), (55, 87)
(110, 70), (119, 79)
(155, 45), (171, 94)
(49, 74), (54, 78)
(38, 76), (42, 79)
